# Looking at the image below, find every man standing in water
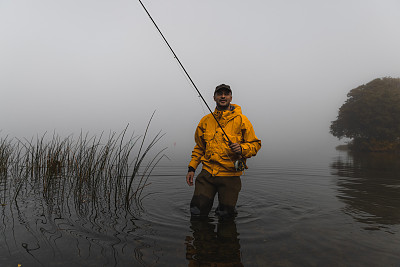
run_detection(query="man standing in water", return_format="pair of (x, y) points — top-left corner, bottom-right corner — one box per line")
(186, 84), (261, 218)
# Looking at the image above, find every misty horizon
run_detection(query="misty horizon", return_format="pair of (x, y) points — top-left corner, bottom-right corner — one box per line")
(1, 0), (399, 162)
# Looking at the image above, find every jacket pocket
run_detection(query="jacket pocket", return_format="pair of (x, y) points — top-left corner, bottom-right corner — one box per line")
(219, 153), (236, 170)
(203, 133), (214, 160)
(223, 133), (240, 144)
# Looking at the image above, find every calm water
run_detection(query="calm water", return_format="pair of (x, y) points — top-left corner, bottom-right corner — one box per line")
(1, 150), (400, 266)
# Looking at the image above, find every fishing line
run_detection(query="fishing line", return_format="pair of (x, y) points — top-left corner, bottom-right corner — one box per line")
(137, 0), (232, 144)
(173, 59), (208, 116)
(138, 0), (245, 171)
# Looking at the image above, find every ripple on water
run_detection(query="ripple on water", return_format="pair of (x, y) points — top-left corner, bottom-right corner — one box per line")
(2, 159), (400, 266)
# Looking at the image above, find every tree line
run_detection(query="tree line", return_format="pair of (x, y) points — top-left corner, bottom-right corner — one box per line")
(330, 77), (400, 152)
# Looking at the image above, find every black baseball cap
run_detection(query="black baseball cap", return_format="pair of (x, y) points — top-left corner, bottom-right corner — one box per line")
(214, 84), (232, 94)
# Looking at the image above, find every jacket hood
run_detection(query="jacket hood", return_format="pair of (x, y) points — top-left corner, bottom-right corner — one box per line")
(213, 104), (242, 122)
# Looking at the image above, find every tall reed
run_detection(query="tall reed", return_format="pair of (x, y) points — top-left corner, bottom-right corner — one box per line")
(0, 122), (166, 214)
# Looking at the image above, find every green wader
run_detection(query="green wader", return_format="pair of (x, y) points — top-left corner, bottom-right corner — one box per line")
(190, 169), (242, 217)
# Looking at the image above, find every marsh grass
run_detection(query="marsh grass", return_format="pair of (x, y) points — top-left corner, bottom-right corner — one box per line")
(0, 121), (166, 214)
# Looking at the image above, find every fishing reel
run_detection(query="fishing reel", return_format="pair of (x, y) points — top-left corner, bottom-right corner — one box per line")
(234, 158), (247, 171)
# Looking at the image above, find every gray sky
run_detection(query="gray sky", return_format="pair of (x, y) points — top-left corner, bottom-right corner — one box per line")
(1, 0), (400, 162)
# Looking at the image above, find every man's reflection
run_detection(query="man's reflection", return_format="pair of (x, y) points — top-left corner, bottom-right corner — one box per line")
(185, 217), (243, 267)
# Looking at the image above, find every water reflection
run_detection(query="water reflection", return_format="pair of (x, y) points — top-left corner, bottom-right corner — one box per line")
(185, 217), (243, 267)
(0, 173), (161, 266)
(331, 152), (400, 229)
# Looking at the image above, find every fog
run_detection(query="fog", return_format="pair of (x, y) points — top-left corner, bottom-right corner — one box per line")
(1, 0), (400, 163)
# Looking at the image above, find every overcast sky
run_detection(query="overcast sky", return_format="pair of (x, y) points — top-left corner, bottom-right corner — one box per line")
(1, 0), (400, 163)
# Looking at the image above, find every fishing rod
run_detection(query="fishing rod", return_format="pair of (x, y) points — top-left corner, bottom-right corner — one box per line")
(138, 0), (246, 171)
(137, 0), (232, 144)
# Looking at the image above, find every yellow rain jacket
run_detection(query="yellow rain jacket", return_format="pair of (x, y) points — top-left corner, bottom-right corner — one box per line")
(189, 104), (261, 176)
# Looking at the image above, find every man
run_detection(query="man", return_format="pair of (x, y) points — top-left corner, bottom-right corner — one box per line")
(186, 84), (261, 218)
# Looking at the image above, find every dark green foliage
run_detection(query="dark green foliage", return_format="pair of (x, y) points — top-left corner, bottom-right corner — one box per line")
(330, 77), (400, 151)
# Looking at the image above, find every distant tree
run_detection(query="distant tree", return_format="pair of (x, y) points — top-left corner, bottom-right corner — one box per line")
(330, 77), (400, 151)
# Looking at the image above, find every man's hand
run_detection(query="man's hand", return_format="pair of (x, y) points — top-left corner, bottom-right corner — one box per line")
(229, 142), (242, 155)
(186, 171), (195, 186)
